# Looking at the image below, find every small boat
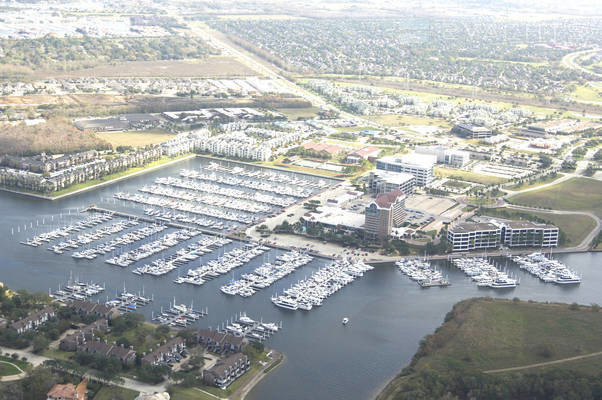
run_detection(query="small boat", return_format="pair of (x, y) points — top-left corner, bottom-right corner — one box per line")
(342, 317), (349, 325)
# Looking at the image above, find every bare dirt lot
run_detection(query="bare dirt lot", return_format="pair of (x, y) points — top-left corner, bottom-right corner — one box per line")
(0, 94), (128, 107)
(49, 57), (256, 78)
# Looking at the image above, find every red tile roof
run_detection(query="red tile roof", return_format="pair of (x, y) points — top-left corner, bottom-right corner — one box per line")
(375, 189), (405, 208)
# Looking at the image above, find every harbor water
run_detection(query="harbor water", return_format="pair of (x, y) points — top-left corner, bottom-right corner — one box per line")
(0, 156), (601, 400)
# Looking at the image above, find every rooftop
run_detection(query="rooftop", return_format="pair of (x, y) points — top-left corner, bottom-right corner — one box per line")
(370, 169), (415, 185)
(375, 189), (405, 208)
(450, 222), (500, 233)
(379, 153), (437, 168)
(305, 206), (365, 229)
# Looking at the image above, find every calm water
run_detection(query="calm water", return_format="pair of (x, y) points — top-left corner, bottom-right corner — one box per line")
(0, 157), (600, 400)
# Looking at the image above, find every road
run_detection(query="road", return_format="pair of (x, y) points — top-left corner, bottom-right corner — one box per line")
(562, 48), (602, 79)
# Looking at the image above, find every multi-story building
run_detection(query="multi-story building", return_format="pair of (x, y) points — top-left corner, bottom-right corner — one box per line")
(415, 145), (470, 167)
(376, 153), (436, 186)
(203, 352), (250, 389)
(501, 221), (559, 248)
(452, 123), (493, 139)
(447, 222), (501, 252)
(368, 170), (415, 195)
(448, 220), (559, 252)
(364, 190), (407, 240)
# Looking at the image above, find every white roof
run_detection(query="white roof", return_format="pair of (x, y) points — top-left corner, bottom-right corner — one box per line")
(306, 206), (365, 229)
(380, 153), (437, 168)
(370, 169), (415, 184)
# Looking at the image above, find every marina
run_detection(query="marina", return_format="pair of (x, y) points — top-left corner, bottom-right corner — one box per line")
(50, 273), (105, 302)
(175, 243), (269, 286)
(1, 156), (598, 400)
(221, 251), (314, 297)
(152, 298), (208, 327)
(105, 229), (202, 267)
(451, 257), (519, 289)
(132, 235), (232, 276)
(105, 284), (154, 313)
(214, 312), (282, 342)
(395, 258), (450, 287)
(20, 213), (115, 247)
(510, 252), (582, 284)
(271, 258), (374, 311)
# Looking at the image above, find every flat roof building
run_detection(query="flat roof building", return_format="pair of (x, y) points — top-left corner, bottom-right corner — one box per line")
(415, 145), (470, 167)
(447, 222), (501, 252)
(448, 220), (559, 252)
(452, 123), (493, 139)
(376, 153), (436, 186)
(368, 170), (415, 195)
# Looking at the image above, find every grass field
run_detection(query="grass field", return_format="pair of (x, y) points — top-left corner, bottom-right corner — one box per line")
(507, 177), (602, 218)
(0, 361), (22, 377)
(93, 386), (138, 400)
(378, 298), (602, 400)
(97, 131), (177, 148)
(435, 166), (508, 185)
(275, 107), (321, 120)
(364, 114), (451, 128)
(0, 355), (30, 372)
(169, 387), (218, 400)
(480, 207), (597, 247)
(571, 84), (602, 103)
(415, 299), (602, 373)
(506, 173), (564, 191)
(41, 348), (72, 361)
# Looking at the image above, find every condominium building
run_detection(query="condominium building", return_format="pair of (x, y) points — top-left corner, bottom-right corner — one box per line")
(447, 220), (559, 252)
(452, 123), (493, 139)
(447, 222), (501, 252)
(415, 145), (470, 167)
(501, 221), (559, 248)
(368, 169), (415, 195)
(375, 153), (436, 186)
(364, 190), (407, 240)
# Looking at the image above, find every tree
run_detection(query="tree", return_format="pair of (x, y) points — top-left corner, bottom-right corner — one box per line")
(32, 336), (50, 354)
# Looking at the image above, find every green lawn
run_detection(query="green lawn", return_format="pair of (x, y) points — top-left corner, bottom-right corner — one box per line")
(169, 387), (218, 400)
(93, 386), (138, 400)
(276, 107), (321, 120)
(443, 179), (471, 189)
(435, 167), (508, 185)
(41, 348), (72, 361)
(0, 361), (22, 377)
(480, 207), (597, 247)
(98, 131), (177, 148)
(571, 84), (602, 103)
(0, 355), (30, 372)
(507, 177), (602, 218)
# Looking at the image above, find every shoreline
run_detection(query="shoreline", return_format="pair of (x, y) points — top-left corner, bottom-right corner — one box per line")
(0, 154), (195, 201)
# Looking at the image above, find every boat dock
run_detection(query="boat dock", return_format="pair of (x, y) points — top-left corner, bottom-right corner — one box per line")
(152, 298), (208, 327)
